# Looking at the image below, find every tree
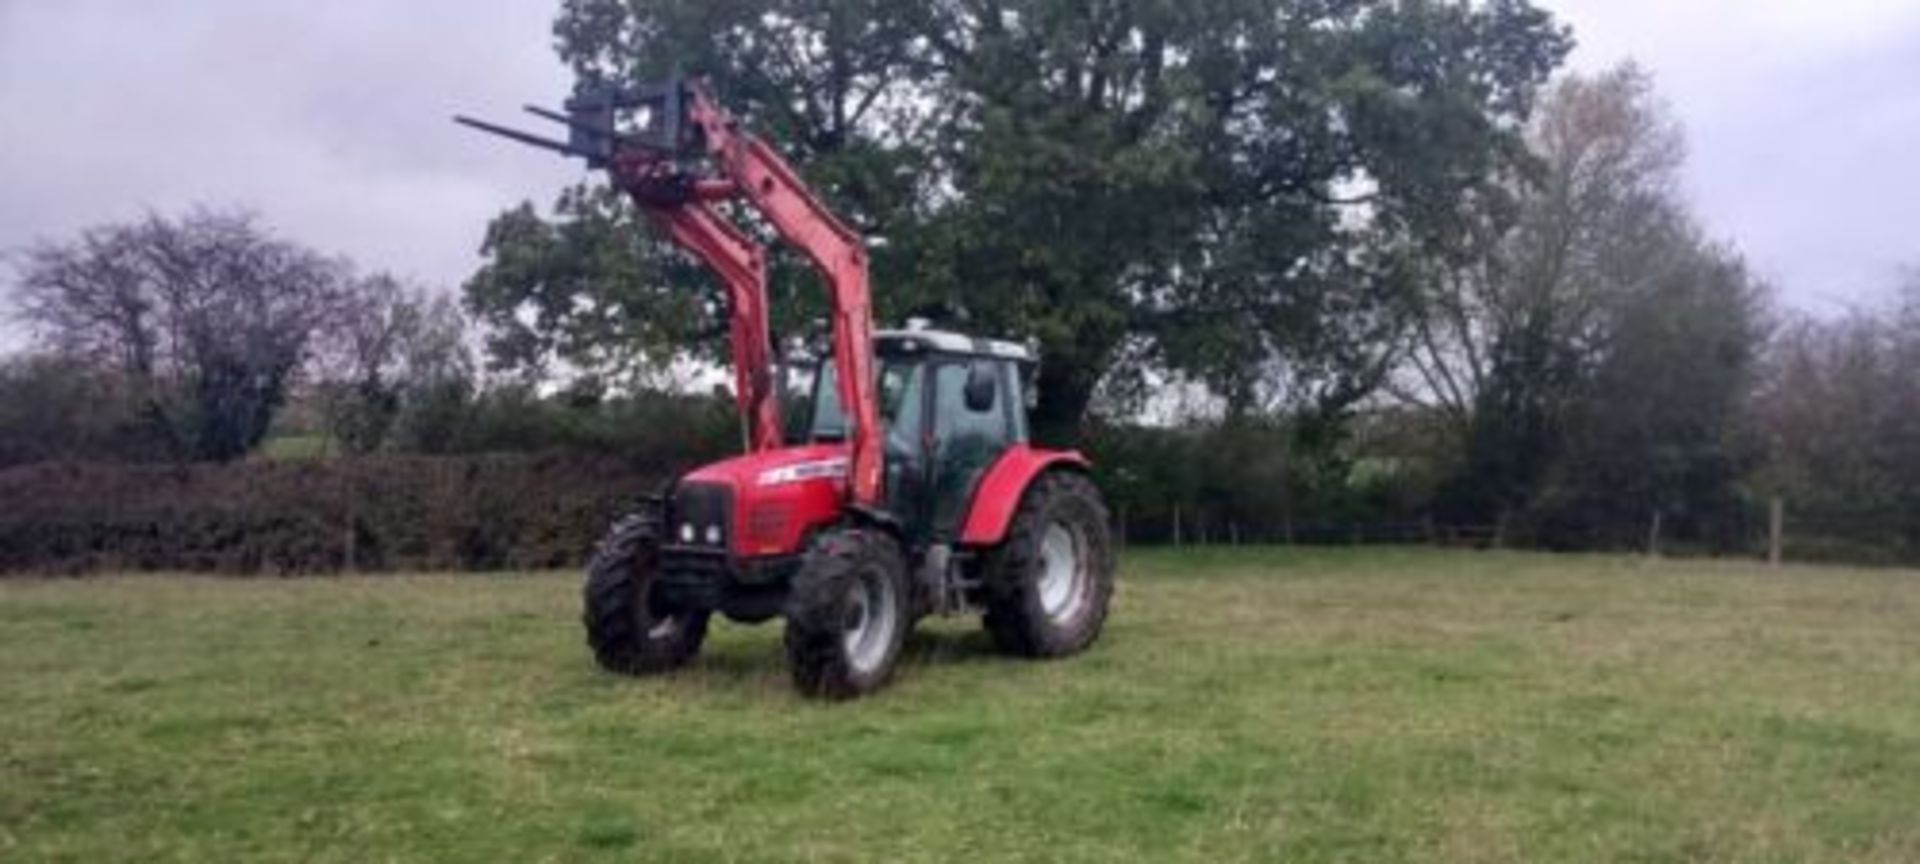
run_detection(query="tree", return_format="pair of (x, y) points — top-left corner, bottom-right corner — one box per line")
(1392, 64), (1765, 537)
(1748, 270), (1920, 559)
(464, 190), (715, 389)
(311, 275), (474, 455)
(1541, 244), (1764, 547)
(11, 209), (352, 461)
(0, 354), (150, 467)
(468, 0), (1570, 443)
(1399, 64), (1683, 424)
(388, 292), (478, 455)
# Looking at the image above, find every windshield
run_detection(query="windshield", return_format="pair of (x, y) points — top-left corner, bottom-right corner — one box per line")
(807, 358), (922, 445)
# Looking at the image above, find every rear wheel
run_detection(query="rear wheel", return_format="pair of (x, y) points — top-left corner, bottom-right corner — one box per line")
(583, 511), (709, 675)
(784, 528), (910, 699)
(981, 471), (1115, 657)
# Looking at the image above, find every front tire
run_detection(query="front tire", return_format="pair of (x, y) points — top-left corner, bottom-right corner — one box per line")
(583, 511), (709, 675)
(784, 528), (910, 699)
(980, 471), (1115, 657)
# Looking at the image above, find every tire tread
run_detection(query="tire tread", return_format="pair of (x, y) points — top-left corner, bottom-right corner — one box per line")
(583, 510), (707, 674)
(981, 471), (1115, 657)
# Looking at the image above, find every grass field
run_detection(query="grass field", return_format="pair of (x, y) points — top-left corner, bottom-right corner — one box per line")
(4, 549), (1919, 863)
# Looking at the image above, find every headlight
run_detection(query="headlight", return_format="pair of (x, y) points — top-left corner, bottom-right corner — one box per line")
(679, 523), (695, 543)
(704, 524), (723, 545)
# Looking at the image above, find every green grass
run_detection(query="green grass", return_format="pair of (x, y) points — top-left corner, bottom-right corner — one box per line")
(4, 548), (1920, 862)
(254, 434), (332, 461)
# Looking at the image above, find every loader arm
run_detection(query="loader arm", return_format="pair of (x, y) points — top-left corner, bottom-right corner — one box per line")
(645, 203), (782, 454)
(661, 85), (880, 508)
(457, 79), (884, 508)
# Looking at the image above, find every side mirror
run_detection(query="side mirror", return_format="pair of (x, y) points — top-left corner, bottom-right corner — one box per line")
(964, 361), (998, 413)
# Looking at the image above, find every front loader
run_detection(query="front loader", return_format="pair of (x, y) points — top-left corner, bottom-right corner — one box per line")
(459, 79), (1115, 698)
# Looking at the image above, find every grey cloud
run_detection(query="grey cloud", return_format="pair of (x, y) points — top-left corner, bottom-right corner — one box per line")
(1548, 0), (1920, 312)
(0, 1), (585, 298)
(2, 0), (1915, 357)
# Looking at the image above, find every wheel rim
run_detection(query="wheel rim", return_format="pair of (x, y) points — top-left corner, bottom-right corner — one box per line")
(642, 576), (684, 641)
(646, 616), (681, 640)
(1038, 521), (1088, 622)
(842, 567), (898, 674)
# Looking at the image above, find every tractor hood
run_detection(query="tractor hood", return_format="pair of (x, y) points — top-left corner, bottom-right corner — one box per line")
(679, 442), (851, 491)
(677, 443), (850, 558)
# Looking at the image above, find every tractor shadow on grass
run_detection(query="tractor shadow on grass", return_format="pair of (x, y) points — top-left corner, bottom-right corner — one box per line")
(683, 624), (1009, 687)
(899, 627), (1008, 668)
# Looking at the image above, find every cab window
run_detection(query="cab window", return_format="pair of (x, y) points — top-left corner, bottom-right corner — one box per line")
(806, 358), (925, 444)
(932, 362), (1010, 449)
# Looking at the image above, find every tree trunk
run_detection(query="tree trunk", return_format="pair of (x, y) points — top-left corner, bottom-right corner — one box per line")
(341, 457), (358, 572)
(1769, 497), (1784, 566)
(1029, 357), (1100, 448)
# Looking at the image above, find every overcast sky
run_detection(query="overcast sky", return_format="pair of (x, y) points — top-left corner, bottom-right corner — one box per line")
(2, 0), (1917, 351)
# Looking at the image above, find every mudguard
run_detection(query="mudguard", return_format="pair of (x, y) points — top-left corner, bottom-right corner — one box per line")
(959, 445), (1092, 546)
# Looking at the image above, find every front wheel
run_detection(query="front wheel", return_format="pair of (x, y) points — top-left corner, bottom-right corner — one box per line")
(784, 528), (910, 699)
(582, 511), (709, 675)
(980, 471), (1115, 657)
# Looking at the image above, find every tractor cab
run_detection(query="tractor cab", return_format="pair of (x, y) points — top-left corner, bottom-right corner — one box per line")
(804, 328), (1034, 545)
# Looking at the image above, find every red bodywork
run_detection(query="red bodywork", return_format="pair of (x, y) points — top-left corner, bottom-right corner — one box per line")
(960, 446), (1092, 545)
(682, 444), (850, 558)
(685, 443), (1090, 559)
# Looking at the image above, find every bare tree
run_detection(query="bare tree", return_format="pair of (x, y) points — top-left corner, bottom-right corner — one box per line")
(1394, 62), (1686, 425)
(11, 208), (352, 461)
(1752, 269), (1920, 553)
(1386, 62), (1766, 544)
(310, 274), (474, 455)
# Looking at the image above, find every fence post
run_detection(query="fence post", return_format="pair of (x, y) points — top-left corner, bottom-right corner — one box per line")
(1173, 503), (1183, 548)
(341, 457), (358, 573)
(1769, 496), (1784, 566)
(1230, 521), (1240, 546)
(1647, 510), (1663, 558)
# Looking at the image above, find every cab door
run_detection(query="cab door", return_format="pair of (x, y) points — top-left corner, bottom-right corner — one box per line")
(877, 358), (930, 533)
(925, 359), (1014, 539)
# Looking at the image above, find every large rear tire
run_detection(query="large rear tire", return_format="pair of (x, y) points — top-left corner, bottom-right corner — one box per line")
(784, 528), (910, 699)
(980, 471), (1115, 657)
(583, 511), (709, 675)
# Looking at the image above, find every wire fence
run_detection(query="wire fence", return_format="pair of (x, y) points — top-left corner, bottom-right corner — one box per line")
(1112, 499), (1920, 569)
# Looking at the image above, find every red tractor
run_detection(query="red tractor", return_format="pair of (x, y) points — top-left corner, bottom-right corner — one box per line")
(460, 80), (1115, 698)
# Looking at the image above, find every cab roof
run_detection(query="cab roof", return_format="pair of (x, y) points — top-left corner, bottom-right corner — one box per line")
(874, 328), (1033, 363)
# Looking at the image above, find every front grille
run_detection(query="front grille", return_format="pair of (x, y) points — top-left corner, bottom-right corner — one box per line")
(657, 546), (728, 608)
(656, 482), (732, 608)
(746, 500), (795, 547)
(668, 481), (732, 549)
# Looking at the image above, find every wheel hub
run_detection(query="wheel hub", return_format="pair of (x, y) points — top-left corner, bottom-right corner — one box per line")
(1038, 521), (1087, 622)
(646, 616), (682, 640)
(842, 567), (897, 674)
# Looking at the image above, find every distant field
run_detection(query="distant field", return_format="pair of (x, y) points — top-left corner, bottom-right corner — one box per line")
(3, 549), (1918, 862)
(254, 434), (332, 461)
